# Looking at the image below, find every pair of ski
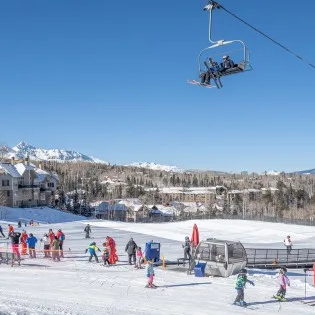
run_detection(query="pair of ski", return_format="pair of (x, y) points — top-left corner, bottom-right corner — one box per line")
(188, 58), (223, 89)
(145, 284), (157, 289)
(272, 295), (288, 302)
(204, 58), (223, 89)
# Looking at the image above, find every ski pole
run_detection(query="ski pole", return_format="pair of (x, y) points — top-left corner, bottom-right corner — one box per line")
(304, 268), (307, 299)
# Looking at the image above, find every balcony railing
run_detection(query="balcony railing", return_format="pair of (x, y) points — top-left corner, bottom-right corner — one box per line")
(18, 185), (39, 189)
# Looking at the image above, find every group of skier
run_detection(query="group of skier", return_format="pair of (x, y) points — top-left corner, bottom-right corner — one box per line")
(234, 267), (290, 307)
(4, 224), (66, 263)
(84, 233), (155, 288)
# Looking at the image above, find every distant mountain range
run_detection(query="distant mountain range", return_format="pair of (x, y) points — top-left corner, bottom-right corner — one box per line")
(3, 142), (108, 164)
(126, 162), (183, 173)
(1, 142), (314, 175)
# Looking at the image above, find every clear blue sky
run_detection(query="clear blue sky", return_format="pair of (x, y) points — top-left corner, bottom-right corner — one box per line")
(1, 0), (314, 173)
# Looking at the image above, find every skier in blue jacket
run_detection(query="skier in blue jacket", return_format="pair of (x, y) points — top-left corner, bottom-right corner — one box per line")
(85, 242), (101, 263)
(26, 233), (38, 258)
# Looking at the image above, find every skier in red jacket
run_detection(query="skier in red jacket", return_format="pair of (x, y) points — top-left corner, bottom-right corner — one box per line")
(20, 230), (28, 255)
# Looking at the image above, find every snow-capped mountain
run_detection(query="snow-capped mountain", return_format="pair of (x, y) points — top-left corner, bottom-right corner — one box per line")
(126, 162), (183, 173)
(296, 168), (315, 175)
(265, 170), (281, 176)
(8, 142), (108, 164)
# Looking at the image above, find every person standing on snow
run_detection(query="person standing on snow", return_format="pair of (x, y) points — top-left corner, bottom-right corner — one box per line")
(56, 229), (65, 258)
(284, 236), (292, 254)
(0, 225), (5, 238)
(85, 242), (101, 263)
(182, 236), (192, 261)
(27, 233), (38, 258)
(40, 234), (51, 258)
(84, 224), (91, 238)
(233, 268), (255, 306)
(101, 245), (111, 266)
(125, 237), (137, 266)
(20, 230), (28, 255)
(136, 247), (143, 269)
(9, 231), (21, 261)
(51, 237), (60, 261)
(106, 236), (118, 265)
(145, 260), (156, 288)
(274, 267), (290, 301)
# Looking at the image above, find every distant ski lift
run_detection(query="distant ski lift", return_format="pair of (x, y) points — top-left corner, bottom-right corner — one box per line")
(188, 1), (253, 90)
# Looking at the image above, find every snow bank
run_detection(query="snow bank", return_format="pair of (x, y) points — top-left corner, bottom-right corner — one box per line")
(0, 206), (87, 224)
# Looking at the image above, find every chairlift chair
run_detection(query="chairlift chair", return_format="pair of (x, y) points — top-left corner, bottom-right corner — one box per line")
(188, 1), (253, 90)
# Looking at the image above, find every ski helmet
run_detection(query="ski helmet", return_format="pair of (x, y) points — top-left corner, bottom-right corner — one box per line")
(239, 268), (247, 274)
(280, 267), (287, 273)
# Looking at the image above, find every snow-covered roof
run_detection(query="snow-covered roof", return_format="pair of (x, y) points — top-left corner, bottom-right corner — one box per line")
(150, 205), (177, 217)
(118, 198), (143, 212)
(33, 168), (59, 183)
(0, 163), (22, 178)
(15, 162), (36, 176)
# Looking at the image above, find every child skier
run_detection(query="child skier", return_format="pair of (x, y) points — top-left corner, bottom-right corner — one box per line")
(274, 267), (290, 301)
(101, 245), (111, 266)
(233, 268), (255, 306)
(136, 247), (143, 269)
(145, 260), (156, 288)
(85, 242), (101, 263)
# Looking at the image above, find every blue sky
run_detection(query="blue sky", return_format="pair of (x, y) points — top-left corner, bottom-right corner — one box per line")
(1, 0), (314, 173)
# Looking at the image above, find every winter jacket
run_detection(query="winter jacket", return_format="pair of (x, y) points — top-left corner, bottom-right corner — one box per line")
(48, 232), (55, 244)
(86, 244), (100, 255)
(10, 232), (21, 245)
(277, 273), (290, 288)
(41, 236), (50, 246)
(20, 232), (28, 243)
(51, 239), (60, 250)
(27, 236), (38, 248)
(136, 249), (143, 257)
(284, 238), (292, 247)
(223, 58), (235, 69)
(84, 225), (91, 233)
(102, 247), (110, 259)
(183, 240), (191, 250)
(56, 231), (65, 242)
(0, 225), (3, 232)
(146, 263), (154, 277)
(125, 240), (137, 255)
(235, 274), (251, 289)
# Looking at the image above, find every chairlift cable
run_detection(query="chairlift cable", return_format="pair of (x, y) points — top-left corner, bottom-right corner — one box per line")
(215, 2), (315, 70)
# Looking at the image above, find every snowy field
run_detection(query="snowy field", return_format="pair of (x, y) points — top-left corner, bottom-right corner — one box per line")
(0, 206), (87, 224)
(0, 211), (315, 314)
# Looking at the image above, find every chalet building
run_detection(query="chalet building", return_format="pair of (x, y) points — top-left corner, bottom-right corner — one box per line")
(0, 158), (59, 208)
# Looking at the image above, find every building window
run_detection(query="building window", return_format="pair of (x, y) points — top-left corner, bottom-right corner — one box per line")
(7, 191), (10, 197)
(2, 180), (9, 186)
(48, 183), (55, 188)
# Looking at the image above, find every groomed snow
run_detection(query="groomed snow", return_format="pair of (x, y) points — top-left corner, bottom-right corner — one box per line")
(0, 206), (87, 224)
(0, 214), (315, 314)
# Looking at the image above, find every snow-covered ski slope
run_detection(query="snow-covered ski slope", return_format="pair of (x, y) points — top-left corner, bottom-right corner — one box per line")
(0, 206), (87, 224)
(0, 216), (315, 314)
